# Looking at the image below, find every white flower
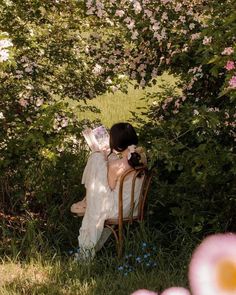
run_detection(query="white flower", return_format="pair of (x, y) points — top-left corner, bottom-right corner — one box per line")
(152, 23), (160, 31)
(61, 118), (68, 128)
(140, 78), (146, 87)
(0, 39), (13, 48)
(0, 49), (9, 62)
(35, 98), (44, 107)
(92, 64), (103, 76)
(189, 23), (196, 30)
(127, 20), (135, 30)
(0, 112), (5, 119)
(131, 30), (139, 40)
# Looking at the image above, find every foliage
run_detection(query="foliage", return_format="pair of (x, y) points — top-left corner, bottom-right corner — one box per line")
(137, 2), (236, 235)
(0, 0), (102, 251)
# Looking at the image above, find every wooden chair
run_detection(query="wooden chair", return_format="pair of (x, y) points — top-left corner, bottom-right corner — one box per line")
(104, 166), (153, 258)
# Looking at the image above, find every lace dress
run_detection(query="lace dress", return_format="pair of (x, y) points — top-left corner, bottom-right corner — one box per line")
(78, 152), (144, 259)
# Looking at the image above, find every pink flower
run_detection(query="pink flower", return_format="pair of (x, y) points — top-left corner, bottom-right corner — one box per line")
(18, 98), (28, 107)
(115, 10), (125, 17)
(131, 289), (158, 295)
(221, 47), (234, 55)
(189, 233), (236, 295)
(229, 76), (236, 88)
(133, 1), (142, 14)
(202, 36), (212, 45)
(225, 61), (235, 71)
(161, 287), (191, 295)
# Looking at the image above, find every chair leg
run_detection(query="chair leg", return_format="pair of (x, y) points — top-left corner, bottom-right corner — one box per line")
(118, 238), (123, 259)
(105, 225), (121, 257)
(118, 228), (124, 258)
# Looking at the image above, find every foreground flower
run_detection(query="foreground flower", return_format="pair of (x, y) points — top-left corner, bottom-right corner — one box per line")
(131, 289), (158, 295)
(189, 233), (236, 295)
(161, 287), (191, 295)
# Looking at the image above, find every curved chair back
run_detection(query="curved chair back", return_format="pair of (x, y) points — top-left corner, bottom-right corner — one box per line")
(105, 166), (153, 257)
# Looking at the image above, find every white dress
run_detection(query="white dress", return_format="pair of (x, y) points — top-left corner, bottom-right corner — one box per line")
(78, 152), (144, 259)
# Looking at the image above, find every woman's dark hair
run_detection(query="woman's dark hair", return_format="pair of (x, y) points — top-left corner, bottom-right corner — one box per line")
(110, 122), (138, 152)
(110, 122), (142, 168)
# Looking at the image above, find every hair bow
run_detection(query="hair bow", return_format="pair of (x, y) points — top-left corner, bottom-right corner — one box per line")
(127, 144), (136, 160)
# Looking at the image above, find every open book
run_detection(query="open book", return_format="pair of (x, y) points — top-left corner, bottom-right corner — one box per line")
(82, 125), (110, 152)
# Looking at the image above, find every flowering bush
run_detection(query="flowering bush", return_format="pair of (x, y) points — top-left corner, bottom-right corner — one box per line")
(136, 1), (236, 234)
(0, 0), (116, 251)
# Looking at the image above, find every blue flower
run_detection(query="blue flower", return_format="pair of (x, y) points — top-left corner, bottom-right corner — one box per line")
(136, 256), (142, 262)
(118, 266), (123, 271)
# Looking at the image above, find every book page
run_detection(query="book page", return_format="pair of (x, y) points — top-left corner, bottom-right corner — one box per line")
(82, 125), (110, 152)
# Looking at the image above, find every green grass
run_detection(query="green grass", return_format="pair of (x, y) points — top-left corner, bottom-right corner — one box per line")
(69, 73), (178, 127)
(0, 225), (196, 295)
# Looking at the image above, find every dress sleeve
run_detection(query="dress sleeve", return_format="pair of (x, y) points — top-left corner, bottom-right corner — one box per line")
(82, 152), (108, 189)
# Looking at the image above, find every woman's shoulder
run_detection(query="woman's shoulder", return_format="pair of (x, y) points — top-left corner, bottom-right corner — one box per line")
(108, 157), (131, 177)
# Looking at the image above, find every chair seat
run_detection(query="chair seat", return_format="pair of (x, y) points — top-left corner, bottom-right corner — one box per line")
(105, 216), (139, 225)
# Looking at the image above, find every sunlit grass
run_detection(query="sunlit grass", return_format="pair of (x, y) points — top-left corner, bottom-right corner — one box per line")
(69, 73), (178, 127)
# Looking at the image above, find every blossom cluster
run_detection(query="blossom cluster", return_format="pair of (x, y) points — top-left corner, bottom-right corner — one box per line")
(85, 0), (205, 85)
(0, 33), (13, 62)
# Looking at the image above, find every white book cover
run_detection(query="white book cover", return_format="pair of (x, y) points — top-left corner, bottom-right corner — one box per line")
(82, 125), (110, 152)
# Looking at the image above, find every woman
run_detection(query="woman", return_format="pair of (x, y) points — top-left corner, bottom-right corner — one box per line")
(71, 122), (146, 260)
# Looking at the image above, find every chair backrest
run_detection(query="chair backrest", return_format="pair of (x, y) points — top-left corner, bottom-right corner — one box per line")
(118, 166), (153, 226)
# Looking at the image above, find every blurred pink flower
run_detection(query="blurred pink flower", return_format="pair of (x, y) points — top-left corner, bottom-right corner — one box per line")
(224, 61), (235, 71)
(221, 47), (234, 55)
(131, 289), (158, 295)
(161, 287), (191, 295)
(189, 233), (236, 295)
(229, 76), (236, 88)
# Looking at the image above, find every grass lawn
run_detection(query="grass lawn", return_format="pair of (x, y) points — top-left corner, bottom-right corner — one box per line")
(69, 73), (178, 127)
(0, 226), (196, 295)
